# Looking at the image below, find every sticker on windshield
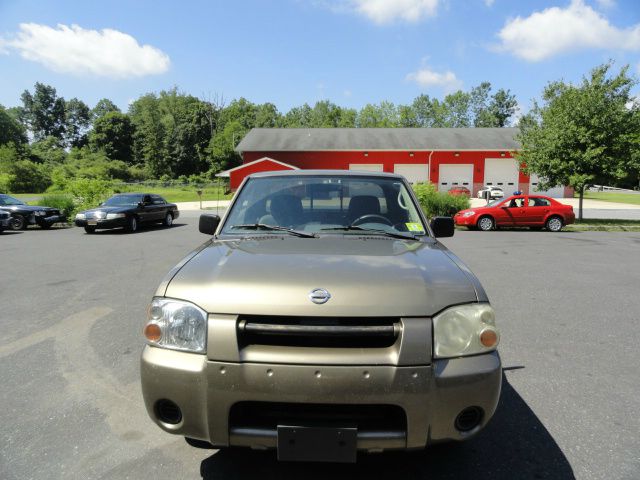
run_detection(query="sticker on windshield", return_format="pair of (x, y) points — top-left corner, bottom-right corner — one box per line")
(405, 223), (424, 232)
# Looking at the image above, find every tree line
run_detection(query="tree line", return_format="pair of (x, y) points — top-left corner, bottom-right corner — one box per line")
(0, 82), (517, 192)
(1, 62), (638, 207)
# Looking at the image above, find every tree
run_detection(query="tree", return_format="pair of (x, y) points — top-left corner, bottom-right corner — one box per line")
(64, 98), (91, 148)
(357, 101), (398, 127)
(517, 63), (640, 219)
(0, 105), (28, 146)
(92, 98), (120, 120)
(89, 112), (135, 163)
(19, 83), (67, 141)
(489, 89), (518, 127)
(209, 120), (245, 172)
(129, 93), (167, 176)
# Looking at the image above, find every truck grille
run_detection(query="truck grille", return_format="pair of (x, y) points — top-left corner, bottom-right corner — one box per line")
(229, 402), (406, 432)
(237, 315), (400, 348)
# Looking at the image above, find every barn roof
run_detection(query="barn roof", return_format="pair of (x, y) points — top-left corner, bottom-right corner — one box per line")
(215, 157), (298, 177)
(236, 128), (521, 152)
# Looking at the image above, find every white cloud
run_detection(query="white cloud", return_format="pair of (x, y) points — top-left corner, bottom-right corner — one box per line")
(484, 0), (495, 6)
(595, 0), (615, 8)
(317, 0), (439, 24)
(406, 66), (462, 91)
(496, 0), (640, 61)
(2, 23), (170, 78)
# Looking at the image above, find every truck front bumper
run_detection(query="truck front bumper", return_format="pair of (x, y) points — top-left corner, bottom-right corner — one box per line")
(141, 346), (502, 451)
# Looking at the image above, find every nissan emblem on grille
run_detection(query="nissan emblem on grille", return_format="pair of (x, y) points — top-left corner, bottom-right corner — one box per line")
(309, 288), (331, 304)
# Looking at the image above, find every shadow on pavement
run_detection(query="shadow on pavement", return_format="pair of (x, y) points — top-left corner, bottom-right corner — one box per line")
(81, 223), (189, 235)
(199, 376), (574, 480)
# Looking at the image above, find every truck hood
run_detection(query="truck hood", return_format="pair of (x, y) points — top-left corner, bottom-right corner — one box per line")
(162, 236), (479, 317)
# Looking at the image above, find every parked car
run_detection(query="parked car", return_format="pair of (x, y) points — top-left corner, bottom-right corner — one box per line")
(140, 170), (501, 462)
(0, 210), (10, 232)
(74, 193), (179, 234)
(0, 194), (66, 230)
(448, 186), (471, 196)
(454, 194), (575, 232)
(476, 186), (504, 200)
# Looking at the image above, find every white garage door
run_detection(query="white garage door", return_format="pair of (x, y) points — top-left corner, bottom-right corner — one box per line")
(349, 164), (383, 172)
(438, 164), (473, 192)
(529, 174), (565, 198)
(484, 158), (519, 193)
(394, 164), (429, 184)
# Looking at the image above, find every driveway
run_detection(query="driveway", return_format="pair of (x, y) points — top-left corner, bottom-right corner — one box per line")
(1, 221), (639, 479)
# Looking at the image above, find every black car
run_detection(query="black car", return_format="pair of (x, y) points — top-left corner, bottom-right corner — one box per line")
(0, 194), (67, 230)
(0, 210), (10, 233)
(74, 193), (180, 233)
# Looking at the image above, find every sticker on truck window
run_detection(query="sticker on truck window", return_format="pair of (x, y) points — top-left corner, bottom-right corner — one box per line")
(405, 223), (424, 232)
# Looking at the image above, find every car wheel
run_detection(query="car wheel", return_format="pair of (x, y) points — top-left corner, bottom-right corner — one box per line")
(126, 215), (138, 233)
(9, 214), (25, 230)
(477, 216), (494, 231)
(163, 212), (173, 227)
(546, 216), (563, 232)
(84, 226), (96, 234)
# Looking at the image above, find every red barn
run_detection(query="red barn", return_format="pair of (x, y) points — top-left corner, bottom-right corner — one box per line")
(224, 128), (570, 197)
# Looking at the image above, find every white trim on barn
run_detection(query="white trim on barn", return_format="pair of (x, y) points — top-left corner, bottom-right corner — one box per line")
(438, 164), (473, 192)
(529, 173), (565, 198)
(484, 158), (519, 193)
(348, 164), (384, 172)
(216, 157), (299, 177)
(393, 164), (429, 184)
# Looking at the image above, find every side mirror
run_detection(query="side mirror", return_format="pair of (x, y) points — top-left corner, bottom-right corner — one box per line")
(430, 216), (455, 238)
(199, 214), (221, 235)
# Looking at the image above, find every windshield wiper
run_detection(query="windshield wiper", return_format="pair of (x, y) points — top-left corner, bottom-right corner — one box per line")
(229, 223), (317, 238)
(320, 226), (420, 241)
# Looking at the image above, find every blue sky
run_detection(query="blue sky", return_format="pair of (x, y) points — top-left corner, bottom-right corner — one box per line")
(0, 0), (639, 114)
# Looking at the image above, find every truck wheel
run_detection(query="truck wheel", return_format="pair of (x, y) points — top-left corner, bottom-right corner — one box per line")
(10, 215), (25, 230)
(477, 216), (494, 231)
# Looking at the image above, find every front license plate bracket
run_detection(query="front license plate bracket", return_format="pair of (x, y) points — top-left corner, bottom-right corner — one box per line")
(277, 425), (357, 463)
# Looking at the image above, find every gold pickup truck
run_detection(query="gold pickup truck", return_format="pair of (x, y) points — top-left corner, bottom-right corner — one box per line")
(140, 170), (501, 463)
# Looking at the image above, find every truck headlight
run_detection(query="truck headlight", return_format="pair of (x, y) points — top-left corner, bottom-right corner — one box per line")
(144, 298), (207, 353)
(433, 303), (499, 358)
(75, 213), (86, 220)
(106, 213), (126, 219)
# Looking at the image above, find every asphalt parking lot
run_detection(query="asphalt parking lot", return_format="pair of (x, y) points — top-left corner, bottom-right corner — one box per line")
(1, 217), (639, 480)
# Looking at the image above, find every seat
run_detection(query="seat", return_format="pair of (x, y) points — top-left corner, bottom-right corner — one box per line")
(347, 195), (381, 223)
(261, 194), (304, 227)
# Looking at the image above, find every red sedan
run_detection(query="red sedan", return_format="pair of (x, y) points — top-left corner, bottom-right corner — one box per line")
(454, 195), (575, 232)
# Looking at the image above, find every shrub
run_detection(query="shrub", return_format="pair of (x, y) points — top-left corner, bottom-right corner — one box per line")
(6, 160), (52, 193)
(66, 178), (114, 212)
(40, 193), (75, 218)
(413, 182), (470, 217)
(0, 172), (15, 193)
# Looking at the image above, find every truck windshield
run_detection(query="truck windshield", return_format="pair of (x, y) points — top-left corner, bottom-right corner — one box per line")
(221, 175), (427, 237)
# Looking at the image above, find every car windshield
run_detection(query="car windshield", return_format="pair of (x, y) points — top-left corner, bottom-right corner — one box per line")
(0, 195), (26, 206)
(102, 195), (143, 206)
(221, 175), (427, 237)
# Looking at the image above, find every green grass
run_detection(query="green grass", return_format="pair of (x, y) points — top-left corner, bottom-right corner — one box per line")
(13, 186), (233, 205)
(578, 191), (640, 205)
(114, 185), (233, 203)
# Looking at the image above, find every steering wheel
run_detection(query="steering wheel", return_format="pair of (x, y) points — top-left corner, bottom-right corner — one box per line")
(350, 214), (394, 227)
